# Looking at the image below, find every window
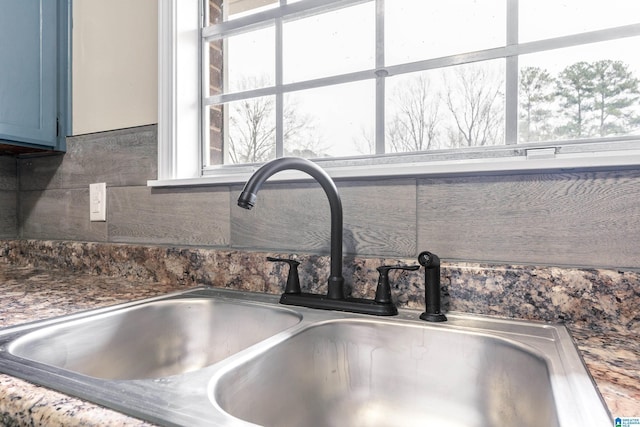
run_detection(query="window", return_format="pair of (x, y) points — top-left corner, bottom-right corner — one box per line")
(153, 0), (640, 185)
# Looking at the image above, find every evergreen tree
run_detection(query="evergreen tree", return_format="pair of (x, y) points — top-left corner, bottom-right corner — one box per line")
(555, 61), (595, 139)
(519, 66), (556, 141)
(590, 60), (640, 137)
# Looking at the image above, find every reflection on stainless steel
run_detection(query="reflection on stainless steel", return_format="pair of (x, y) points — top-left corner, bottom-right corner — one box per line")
(213, 320), (558, 427)
(9, 298), (301, 380)
(0, 287), (611, 427)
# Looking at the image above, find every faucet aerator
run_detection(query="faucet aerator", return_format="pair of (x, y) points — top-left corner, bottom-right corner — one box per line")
(237, 192), (257, 209)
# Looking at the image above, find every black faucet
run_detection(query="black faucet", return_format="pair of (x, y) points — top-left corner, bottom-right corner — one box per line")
(238, 157), (411, 316)
(238, 157), (345, 300)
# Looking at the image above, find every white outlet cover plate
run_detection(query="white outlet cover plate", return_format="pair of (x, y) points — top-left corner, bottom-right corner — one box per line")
(89, 183), (106, 222)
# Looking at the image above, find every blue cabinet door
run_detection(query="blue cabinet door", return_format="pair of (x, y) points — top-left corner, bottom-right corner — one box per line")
(0, 0), (65, 150)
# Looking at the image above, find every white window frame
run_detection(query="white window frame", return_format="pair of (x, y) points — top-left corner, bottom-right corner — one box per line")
(150, 0), (640, 187)
(156, 0), (201, 183)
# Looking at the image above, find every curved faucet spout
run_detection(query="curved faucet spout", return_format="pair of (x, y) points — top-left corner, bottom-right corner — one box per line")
(237, 157), (345, 300)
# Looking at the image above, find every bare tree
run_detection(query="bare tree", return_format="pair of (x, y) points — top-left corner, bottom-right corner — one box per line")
(443, 65), (504, 147)
(387, 75), (441, 152)
(227, 76), (322, 163)
(228, 96), (276, 164)
(352, 126), (375, 156)
(283, 95), (327, 158)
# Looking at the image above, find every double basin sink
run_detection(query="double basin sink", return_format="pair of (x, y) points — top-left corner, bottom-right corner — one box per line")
(0, 287), (611, 426)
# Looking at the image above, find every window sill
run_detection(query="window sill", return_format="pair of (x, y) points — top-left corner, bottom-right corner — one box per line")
(148, 149), (640, 187)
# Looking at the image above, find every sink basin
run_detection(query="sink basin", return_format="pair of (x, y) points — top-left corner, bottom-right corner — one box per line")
(211, 319), (558, 427)
(8, 296), (301, 380)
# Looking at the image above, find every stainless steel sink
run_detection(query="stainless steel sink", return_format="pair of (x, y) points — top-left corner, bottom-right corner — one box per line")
(8, 296), (302, 380)
(211, 319), (558, 427)
(0, 287), (612, 427)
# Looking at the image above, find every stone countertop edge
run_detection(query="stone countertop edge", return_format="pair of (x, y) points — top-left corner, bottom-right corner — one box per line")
(0, 266), (637, 426)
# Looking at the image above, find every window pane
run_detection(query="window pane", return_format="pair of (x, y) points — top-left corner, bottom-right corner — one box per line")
(225, 96), (276, 164)
(208, 0), (223, 25)
(520, 0), (640, 42)
(283, 3), (375, 83)
(387, 60), (506, 152)
(206, 105), (224, 166)
(221, 26), (275, 94)
(386, 72), (443, 152)
(284, 81), (375, 158)
(440, 60), (505, 148)
(519, 37), (640, 142)
(385, 0), (505, 66)
(208, 39), (224, 97)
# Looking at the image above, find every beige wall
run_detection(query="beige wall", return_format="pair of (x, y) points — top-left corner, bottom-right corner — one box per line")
(72, 0), (158, 135)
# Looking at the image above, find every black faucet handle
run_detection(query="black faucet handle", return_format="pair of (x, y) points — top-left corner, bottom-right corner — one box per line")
(374, 264), (420, 304)
(266, 257), (301, 294)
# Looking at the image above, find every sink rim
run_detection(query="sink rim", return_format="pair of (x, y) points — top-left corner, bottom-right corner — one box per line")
(0, 287), (612, 427)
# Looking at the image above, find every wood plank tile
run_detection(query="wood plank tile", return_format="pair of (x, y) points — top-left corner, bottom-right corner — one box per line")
(231, 179), (416, 257)
(0, 190), (17, 238)
(0, 156), (16, 191)
(19, 125), (157, 191)
(108, 186), (230, 246)
(417, 170), (640, 267)
(20, 189), (108, 241)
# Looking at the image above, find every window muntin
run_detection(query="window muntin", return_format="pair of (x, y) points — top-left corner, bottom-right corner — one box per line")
(202, 0), (640, 171)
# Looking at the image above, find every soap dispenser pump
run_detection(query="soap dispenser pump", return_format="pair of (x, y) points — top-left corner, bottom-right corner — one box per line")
(418, 251), (447, 322)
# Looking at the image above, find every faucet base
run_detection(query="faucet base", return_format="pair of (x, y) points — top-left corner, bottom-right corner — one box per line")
(420, 312), (447, 322)
(280, 293), (398, 316)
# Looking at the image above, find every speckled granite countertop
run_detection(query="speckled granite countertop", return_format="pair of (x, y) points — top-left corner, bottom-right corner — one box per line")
(0, 244), (638, 424)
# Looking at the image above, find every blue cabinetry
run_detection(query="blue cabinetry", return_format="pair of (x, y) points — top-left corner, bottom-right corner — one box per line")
(0, 0), (69, 152)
